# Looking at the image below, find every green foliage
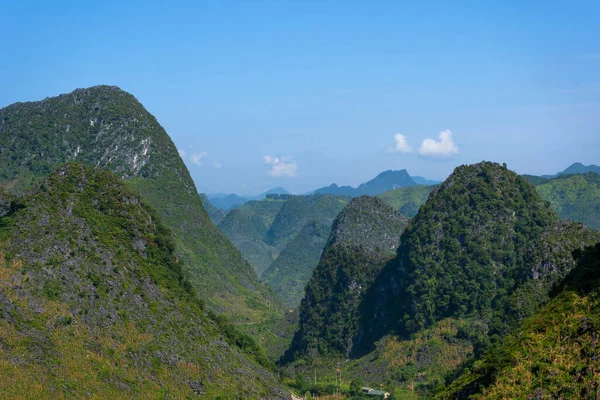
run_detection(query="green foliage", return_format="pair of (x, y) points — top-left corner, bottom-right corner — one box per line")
(285, 244), (393, 362)
(0, 85), (280, 324)
(377, 185), (436, 218)
(0, 164), (284, 397)
(325, 196), (408, 256)
(266, 194), (348, 249)
(199, 193), (226, 225)
(439, 242), (600, 399)
(219, 193), (347, 305)
(536, 172), (600, 231)
(218, 198), (286, 276)
(208, 311), (275, 371)
(380, 163), (563, 334)
(285, 197), (408, 361)
(262, 221), (330, 308)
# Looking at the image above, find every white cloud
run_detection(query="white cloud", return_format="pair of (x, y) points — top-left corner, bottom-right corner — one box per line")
(387, 133), (413, 153)
(264, 155), (297, 177)
(418, 130), (459, 157)
(213, 161), (222, 169)
(178, 148), (186, 159)
(190, 152), (208, 166)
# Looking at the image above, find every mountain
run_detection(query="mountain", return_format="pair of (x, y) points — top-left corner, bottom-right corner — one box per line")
(200, 193), (226, 225)
(314, 169), (419, 197)
(251, 187), (290, 200)
(377, 170), (600, 227)
(283, 196), (408, 361)
(377, 185), (437, 217)
(540, 162), (600, 179)
(207, 193), (248, 210)
(206, 187), (289, 210)
(262, 221), (331, 308)
(559, 162), (600, 176)
(218, 194), (348, 307)
(265, 195), (348, 250)
(0, 164), (284, 398)
(312, 183), (357, 196)
(521, 174), (549, 186)
(362, 163), (599, 345)
(282, 162), (600, 398)
(441, 241), (600, 399)
(0, 86), (278, 323)
(218, 198), (287, 276)
(411, 176), (441, 185)
(535, 172), (600, 231)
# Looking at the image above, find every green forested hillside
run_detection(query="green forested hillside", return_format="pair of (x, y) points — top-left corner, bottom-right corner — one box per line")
(521, 174), (549, 186)
(200, 193), (226, 225)
(218, 198), (286, 276)
(378, 172), (600, 233)
(0, 86), (279, 323)
(282, 163), (600, 398)
(284, 197), (408, 361)
(377, 185), (436, 217)
(262, 221), (330, 308)
(218, 194), (347, 304)
(441, 242), (600, 399)
(536, 172), (600, 231)
(266, 195), (347, 250)
(363, 163), (599, 345)
(0, 164), (284, 398)
(325, 196), (409, 255)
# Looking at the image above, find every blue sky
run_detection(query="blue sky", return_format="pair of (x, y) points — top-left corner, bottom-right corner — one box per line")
(1, 0), (599, 194)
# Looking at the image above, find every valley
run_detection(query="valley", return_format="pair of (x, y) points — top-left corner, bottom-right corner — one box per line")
(3, 1), (599, 397)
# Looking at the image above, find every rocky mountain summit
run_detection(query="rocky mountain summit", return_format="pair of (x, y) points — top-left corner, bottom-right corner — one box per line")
(0, 86), (278, 321)
(284, 196), (408, 361)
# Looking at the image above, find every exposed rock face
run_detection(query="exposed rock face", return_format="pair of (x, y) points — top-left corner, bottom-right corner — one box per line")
(0, 164), (286, 398)
(0, 86), (184, 186)
(0, 86), (278, 320)
(325, 196), (409, 256)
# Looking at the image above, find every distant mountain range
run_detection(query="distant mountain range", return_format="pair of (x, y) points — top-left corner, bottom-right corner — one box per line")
(0, 86), (284, 396)
(206, 187), (289, 210)
(410, 175), (441, 185)
(314, 169), (420, 197)
(206, 170), (439, 210)
(541, 162), (600, 179)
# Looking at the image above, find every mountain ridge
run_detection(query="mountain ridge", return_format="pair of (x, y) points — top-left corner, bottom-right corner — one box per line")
(206, 187), (290, 210)
(314, 169), (419, 197)
(0, 85), (279, 322)
(0, 163), (285, 398)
